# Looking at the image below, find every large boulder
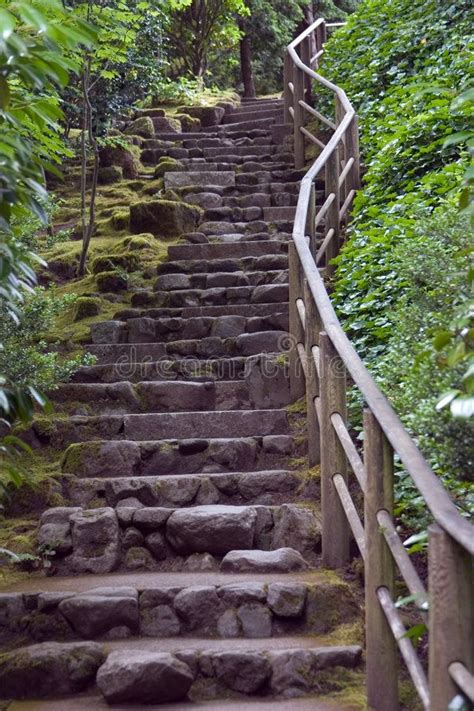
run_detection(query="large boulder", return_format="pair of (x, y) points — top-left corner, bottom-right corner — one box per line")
(70, 507), (120, 573)
(178, 105), (225, 127)
(173, 586), (223, 632)
(99, 145), (141, 179)
(125, 116), (155, 138)
(130, 199), (202, 237)
(152, 117), (182, 133)
(166, 505), (257, 555)
(0, 641), (104, 698)
(96, 650), (194, 703)
(209, 651), (271, 693)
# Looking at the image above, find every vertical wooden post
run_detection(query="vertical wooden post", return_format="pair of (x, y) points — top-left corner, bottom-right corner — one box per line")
(428, 524), (473, 711)
(293, 59), (305, 170)
(320, 331), (349, 566)
(304, 279), (321, 466)
(364, 409), (398, 711)
(288, 242), (305, 400)
(301, 36), (312, 100)
(324, 146), (340, 273)
(346, 114), (361, 192)
(283, 52), (293, 125)
(305, 182), (316, 256)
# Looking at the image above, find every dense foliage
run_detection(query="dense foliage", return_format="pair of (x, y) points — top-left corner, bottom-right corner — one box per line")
(321, 0), (473, 490)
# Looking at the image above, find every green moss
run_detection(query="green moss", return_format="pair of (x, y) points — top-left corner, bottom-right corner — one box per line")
(175, 113), (200, 131)
(98, 165), (123, 185)
(110, 209), (130, 231)
(129, 198), (202, 237)
(73, 297), (101, 321)
(92, 252), (138, 275)
(124, 116), (155, 138)
(153, 158), (185, 179)
(95, 270), (128, 292)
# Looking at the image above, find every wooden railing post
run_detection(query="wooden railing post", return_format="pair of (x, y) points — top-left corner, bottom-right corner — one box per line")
(320, 331), (349, 566)
(306, 182), (316, 256)
(364, 409), (398, 711)
(346, 114), (361, 192)
(283, 51), (293, 125)
(301, 36), (312, 100)
(304, 279), (321, 465)
(324, 146), (340, 273)
(288, 241), (305, 399)
(293, 58), (305, 169)
(428, 524), (473, 711)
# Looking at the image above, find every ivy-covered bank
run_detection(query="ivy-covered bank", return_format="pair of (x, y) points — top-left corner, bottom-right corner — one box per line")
(322, 0), (473, 518)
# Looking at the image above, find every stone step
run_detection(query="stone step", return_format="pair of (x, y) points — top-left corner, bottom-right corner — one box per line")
(54, 373), (291, 416)
(66, 468), (307, 508)
(33, 409), (290, 447)
(1, 639), (362, 705)
(217, 116), (279, 133)
(37, 502), (320, 574)
(1, 570), (358, 646)
(153, 127), (273, 143)
(7, 693), (362, 711)
(220, 191), (301, 208)
(73, 352), (289, 385)
(154, 269), (288, 291)
(203, 145), (279, 157)
(58, 433), (303, 479)
(167, 240), (287, 260)
(145, 284), (289, 309)
(113, 302), (289, 322)
(222, 108), (282, 125)
(164, 170), (235, 189)
(156, 253), (288, 276)
(84, 329), (288, 364)
(264, 206), (298, 221)
(91, 310), (288, 344)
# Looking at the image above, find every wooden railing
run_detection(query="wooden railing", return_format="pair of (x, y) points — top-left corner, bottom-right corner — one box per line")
(284, 18), (473, 711)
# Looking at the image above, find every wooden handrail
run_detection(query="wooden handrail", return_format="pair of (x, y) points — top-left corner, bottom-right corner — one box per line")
(284, 16), (473, 711)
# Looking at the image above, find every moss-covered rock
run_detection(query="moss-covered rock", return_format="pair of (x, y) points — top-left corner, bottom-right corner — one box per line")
(151, 116), (181, 133)
(92, 253), (138, 275)
(110, 210), (130, 231)
(153, 158), (185, 179)
(124, 116), (155, 139)
(98, 166), (123, 185)
(121, 235), (154, 251)
(134, 108), (165, 119)
(129, 199), (202, 237)
(96, 271), (128, 292)
(177, 105), (225, 127)
(99, 145), (141, 179)
(73, 297), (102, 321)
(175, 113), (201, 132)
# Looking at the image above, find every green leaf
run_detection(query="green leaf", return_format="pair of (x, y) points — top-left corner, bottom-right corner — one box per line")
(0, 77), (10, 110)
(0, 9), (16, 39)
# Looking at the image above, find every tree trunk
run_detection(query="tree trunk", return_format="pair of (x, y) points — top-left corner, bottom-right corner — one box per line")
(239, 33), (256, 98)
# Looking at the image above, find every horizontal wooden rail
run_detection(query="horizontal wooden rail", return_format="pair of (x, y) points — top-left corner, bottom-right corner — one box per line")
(285, 15), (473, 711)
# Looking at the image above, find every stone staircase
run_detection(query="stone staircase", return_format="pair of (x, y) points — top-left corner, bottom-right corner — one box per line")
(0, 98), (363, 709)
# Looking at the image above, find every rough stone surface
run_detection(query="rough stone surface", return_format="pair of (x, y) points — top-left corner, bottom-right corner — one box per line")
(0, 641), (104, 698)
(140, 604), (181, 637)
(174, 586), (223, 631)
(166, 505), (257, 554)
(59, 592), (138, 638)
(267, 583), (307, 617)
(221, 548), (309, 573)
(70, 508), (119, 574)
(272, 504), (321, 554)
(210, 651), (271, 693)
(130, 199), (201, 237)
(237, 603), (272, 638)
(96, 650), (194, 703)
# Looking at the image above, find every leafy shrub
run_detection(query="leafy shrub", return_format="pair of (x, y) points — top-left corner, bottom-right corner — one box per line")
(320, 0), (473, 493)
(0, 288), (95, 392)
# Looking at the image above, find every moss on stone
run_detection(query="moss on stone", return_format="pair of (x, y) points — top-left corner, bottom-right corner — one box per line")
(73, 297), (101, 321)
(95, 270), (128, 292)
(110, 210), (130, 231)
(92, 252), (138, 275)
(153, 158), (185, 179)
(129, 199), (202, 237)
(99, 144), (142, 179)
(175, 113), (200, 131)
(124, 116), (155, 139)
(98, 166), (123, 185)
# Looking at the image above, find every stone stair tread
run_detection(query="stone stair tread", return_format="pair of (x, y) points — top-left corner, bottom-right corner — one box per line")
(8, 693), (360, 710)
(2, 568), (330, 594)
